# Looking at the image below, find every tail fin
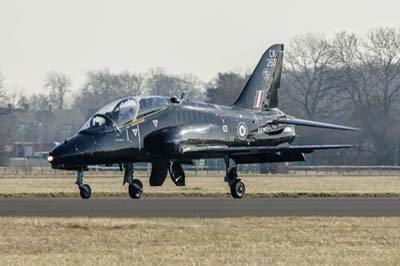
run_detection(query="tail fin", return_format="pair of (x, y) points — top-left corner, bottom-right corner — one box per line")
(233, 44), (284, 110)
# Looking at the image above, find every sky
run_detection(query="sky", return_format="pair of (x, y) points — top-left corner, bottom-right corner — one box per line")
(1, 0), (400, 94)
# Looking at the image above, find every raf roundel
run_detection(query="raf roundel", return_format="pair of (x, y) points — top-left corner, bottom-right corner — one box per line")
(237, 122), (248, 140)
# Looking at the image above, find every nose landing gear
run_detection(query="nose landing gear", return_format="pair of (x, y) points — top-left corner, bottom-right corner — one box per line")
(128, 179), (143, 199)
(79, 184), (92, 199)
(76, 169), (91, 199)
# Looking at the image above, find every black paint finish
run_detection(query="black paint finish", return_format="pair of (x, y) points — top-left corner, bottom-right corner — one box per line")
(49, 44), (357, 174)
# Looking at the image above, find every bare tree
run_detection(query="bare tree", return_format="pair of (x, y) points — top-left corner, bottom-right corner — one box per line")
(146, 68), (205, 101)
(359, 28), (400, 164)
(282, 33), (337, 119)
(0, 73), (7, 107)
(28, 93), (50, 111)
(332, 31), (369, 108)
(179, 73), (206, 101)
(4, 87), (24, 109)
(73, 69), (145, 115)
(206, 72), (249, 105)
(361, 27), (400, 117)
(73, 69), (121, 114)
(331, 28), (400, 164)
(44, 71), (71, 110)
(119, 71), (145, 96)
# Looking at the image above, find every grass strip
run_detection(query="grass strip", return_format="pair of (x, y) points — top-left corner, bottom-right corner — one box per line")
(1, 192), (400, 198)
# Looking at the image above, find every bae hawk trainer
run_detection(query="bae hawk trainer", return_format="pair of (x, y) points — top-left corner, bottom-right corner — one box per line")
(48, 44), (358, 199)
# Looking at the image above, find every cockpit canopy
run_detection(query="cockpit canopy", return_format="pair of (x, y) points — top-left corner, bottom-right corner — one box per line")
(80, 96), (169, 134)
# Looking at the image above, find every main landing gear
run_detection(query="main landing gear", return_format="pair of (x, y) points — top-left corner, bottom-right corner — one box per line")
(76, 169), (91, 199)
(123, 163), (143, 199)
(224, 157), (246, 199)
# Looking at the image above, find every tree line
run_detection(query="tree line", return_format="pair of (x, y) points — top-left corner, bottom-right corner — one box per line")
(1, 27), (400, 165)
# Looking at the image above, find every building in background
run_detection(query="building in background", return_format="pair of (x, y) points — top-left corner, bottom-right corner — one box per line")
(11, 142), (53, 158)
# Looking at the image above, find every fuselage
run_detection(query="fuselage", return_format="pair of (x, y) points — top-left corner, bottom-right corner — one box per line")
(49, 96), (296, 170)
(46, 44), (357, 200)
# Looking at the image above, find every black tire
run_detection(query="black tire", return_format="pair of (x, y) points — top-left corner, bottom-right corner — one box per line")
(129, 179), (143, 199)
(79, 184), (91, 199)
(230, 179), (245, 199)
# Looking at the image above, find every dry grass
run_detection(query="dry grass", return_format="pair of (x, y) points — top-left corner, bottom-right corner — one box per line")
(1, 173), (400, 197)
(0, 216), (399, 266)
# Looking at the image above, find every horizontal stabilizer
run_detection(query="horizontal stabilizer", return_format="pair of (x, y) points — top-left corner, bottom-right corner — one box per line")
(274, 118), (359, 131)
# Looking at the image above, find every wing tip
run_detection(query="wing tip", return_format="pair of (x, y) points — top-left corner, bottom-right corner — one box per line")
(342, 126), (360, 131)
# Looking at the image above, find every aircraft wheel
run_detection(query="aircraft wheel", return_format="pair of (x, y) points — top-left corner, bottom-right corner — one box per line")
(79, 184), (91, 199)
(230, 179), (245, 199)
(129, 179), (143, 199)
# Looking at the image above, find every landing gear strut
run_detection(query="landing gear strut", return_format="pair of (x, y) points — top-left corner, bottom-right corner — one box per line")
(76, 169), (91, 199)
(224, 157), (245, 199)
(124, 163), (143, 199)
(169, 161), (186, 186)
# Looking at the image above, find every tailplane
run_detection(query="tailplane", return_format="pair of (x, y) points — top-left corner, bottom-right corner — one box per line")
(233, 44), (284, 110)
(273, 118), (359, 131)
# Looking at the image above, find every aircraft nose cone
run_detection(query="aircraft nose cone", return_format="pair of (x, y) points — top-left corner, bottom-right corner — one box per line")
(48, 134), (95, 170)
(48, 141), (74, 164)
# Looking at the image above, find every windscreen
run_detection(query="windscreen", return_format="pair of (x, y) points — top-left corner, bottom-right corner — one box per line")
(80, 98), (138, 133)
(112, 98), (138, 126)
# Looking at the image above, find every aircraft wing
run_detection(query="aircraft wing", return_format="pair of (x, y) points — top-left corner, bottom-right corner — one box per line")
(179, 144), (354, 161)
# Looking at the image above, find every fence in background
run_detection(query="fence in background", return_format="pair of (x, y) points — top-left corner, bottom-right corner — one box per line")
(2, 165), (400, 177)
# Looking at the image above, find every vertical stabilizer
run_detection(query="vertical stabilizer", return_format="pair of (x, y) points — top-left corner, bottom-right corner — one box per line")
(233, 44), (284, 110)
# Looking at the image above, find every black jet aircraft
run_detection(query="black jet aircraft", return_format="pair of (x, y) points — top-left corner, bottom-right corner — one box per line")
(48, 44), (358, 199)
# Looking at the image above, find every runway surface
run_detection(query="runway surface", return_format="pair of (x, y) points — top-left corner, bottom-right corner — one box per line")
(0, 197), (399, 217)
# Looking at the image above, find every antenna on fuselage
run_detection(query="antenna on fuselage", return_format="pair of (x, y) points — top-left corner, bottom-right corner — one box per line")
(170, 92), (186, 104)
